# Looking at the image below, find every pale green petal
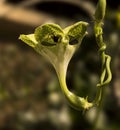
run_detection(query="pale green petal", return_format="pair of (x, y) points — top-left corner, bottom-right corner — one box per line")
(34, 23), (63, 45)
(64, 22), (88, 45)
(19, 34), (38, 48)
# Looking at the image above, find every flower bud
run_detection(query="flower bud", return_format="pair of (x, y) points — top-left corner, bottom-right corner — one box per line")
(94, 0), (106, 21)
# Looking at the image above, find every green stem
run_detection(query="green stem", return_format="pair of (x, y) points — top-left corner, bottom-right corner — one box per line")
(93, 0), (112, 127)
(56, 66), (93, 110)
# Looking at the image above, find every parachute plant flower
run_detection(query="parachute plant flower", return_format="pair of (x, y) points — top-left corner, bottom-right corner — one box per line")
(19, 22), (94, 110)
(19, 0), (112, 111)
(19, 22), (88, 76)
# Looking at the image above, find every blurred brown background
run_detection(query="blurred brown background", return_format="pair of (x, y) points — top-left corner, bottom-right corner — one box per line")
(0, 0), (120, 130)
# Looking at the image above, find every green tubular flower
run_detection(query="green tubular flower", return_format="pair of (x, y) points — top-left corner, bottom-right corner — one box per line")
(19, 22), (93, 110)
(19, 0), (112, 111)
(19, 22), (88, 74)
